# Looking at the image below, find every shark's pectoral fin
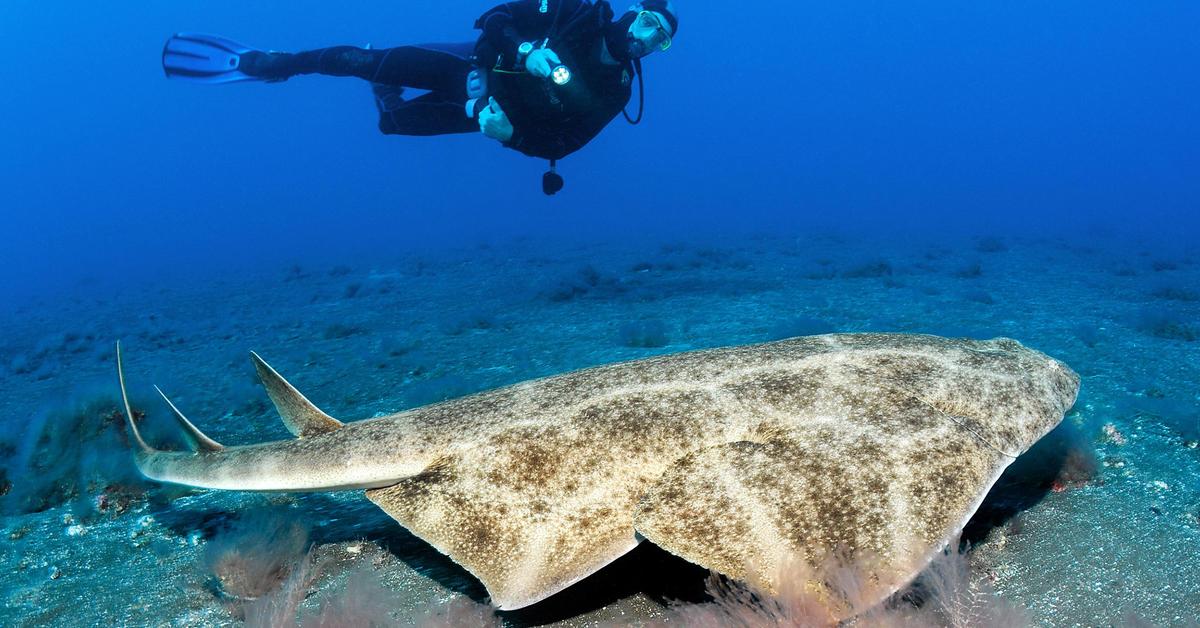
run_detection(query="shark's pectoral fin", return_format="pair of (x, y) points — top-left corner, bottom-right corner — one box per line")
(634, 419), (1009, 617)
(364, 451), (640, 611)
(250, 351), (343, 438)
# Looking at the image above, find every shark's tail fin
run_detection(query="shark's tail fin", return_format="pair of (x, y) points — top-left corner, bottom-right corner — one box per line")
(115, 345), (388, 493)
(117, 341), (225, 454)
(154, 385), (224, 451)
(250, 352), (343, 438)
(116, 341), (154, 454)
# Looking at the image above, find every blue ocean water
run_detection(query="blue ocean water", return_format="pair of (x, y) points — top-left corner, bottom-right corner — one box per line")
(1, 1), (1198, 626)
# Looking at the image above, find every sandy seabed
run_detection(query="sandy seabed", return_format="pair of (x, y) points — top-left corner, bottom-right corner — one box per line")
(1, 230), (1197, 626)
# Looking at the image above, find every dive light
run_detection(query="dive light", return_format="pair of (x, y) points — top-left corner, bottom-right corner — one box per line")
(550, 64), (572, 86)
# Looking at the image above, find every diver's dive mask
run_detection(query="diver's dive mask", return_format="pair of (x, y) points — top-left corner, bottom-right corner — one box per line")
(626, 10), (672, 58)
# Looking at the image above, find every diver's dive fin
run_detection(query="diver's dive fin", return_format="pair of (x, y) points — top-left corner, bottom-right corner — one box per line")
(162, 33), (263, 84)
(250, 352), (343, 438)
(154, 386), (225, 452)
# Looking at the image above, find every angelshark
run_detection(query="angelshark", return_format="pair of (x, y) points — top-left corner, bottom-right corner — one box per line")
(118, 333), (1079, 615)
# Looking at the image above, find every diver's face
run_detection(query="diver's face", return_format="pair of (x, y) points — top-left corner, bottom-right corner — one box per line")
(626, 10), (672, 59)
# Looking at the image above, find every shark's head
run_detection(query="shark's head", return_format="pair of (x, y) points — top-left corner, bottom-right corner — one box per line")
(917, 335), (1080, 457)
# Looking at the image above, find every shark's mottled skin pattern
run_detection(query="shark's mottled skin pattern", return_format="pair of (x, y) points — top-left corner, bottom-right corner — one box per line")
(125, 333), (1079, 611)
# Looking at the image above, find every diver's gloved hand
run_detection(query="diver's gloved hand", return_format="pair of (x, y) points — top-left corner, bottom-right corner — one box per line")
(479, 97), (514, 142)
(525, 48), (562, 79)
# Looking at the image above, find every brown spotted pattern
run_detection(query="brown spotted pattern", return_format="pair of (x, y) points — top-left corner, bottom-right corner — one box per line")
(142, 334), (1079, 611)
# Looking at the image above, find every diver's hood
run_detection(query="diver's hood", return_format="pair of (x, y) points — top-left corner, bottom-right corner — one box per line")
(604, 11), (643, 63)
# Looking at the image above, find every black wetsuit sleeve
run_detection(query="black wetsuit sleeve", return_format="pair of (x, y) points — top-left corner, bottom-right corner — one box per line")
(504, 101), (621, 160)
(475, 0), (588, 64)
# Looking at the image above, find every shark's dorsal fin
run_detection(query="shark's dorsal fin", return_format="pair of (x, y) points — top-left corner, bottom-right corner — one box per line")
(154, 385), (225, 452)
(250, 352), (343, 438)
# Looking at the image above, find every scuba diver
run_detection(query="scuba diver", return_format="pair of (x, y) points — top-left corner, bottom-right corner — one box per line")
(162, 1), (678, 195)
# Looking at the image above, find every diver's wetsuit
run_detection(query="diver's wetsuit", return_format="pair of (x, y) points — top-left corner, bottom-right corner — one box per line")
(249, 0), (635, 161)
(245, 43), (480, 137)
(475, 0), (635, 160)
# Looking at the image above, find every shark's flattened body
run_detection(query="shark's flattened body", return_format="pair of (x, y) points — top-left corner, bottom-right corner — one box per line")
(119, 333), (1079, 613)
